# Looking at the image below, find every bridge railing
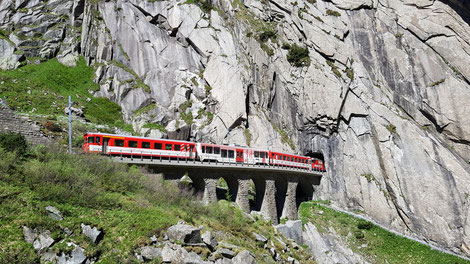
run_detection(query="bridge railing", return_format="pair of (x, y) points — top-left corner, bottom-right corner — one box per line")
(115, 149), (324, 174)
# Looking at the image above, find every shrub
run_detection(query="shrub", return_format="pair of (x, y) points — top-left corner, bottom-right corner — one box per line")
(354, 230), (365, 239)
(20, 146), (143, 208)
(0, 132), (28, 156)
(258, 28), (277, 43)
(357, 220), (373, 230)
(326, 9), (341, 17)
(386, 124), (397, 134)
(287, 44), (310, 67)
(43, 121), (63, 132)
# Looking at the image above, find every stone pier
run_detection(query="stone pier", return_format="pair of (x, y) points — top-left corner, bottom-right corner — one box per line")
(281, 179), (299, 220)
(137, 163), (322, 223)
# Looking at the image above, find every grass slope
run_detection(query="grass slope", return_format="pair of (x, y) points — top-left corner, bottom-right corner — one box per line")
(0, 135), (314, 263)
(299, 201), (470, 264)
(0, 57), (131, 132)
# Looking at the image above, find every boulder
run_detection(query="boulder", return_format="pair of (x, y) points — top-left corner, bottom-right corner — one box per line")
(202, 231), (218, 250)
(252, 232), (267, 243)
(64, 106), (84, 117)
(81, 223), (103, 244)
(33, 230), (55, 252)
(46, 205), (63, 221)
(23, 226), (37, 244)
(140, 246), (162, 261)
(161, 243), (207, 263)
(0, 38), (23, 70)
(214, 258), (233, 264)
(215, 247), (235, 259)
(57, 243), (87, 264)
(232, 250), (257, 264)
(274, 220), (303, 244)
(165, 223), (201, 244)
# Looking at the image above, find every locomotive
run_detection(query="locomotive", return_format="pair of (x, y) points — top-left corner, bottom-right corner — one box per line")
(83, 132), (326, 172)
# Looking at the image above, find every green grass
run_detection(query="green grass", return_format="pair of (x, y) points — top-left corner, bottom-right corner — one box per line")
(143, 122), (167, 132)
(299, 202), (469, 264)
(326, 9), (341, 17)
(429, 78), (445, 87)
(0, 57), (131, 132)
(327, 60), (342, 78)
(244, 129), (253, 147)
(0, 136), (315, 262)
(180, 100), (194, 125)
(385, 124), (397, 134)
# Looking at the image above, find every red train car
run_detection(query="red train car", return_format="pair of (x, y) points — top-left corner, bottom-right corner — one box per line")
(83, 132), (196, 159)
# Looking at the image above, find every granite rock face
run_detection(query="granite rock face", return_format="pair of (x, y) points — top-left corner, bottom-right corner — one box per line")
(2, 0), (470, 256)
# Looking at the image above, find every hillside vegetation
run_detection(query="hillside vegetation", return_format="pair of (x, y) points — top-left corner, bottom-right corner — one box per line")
(0, 57), (132, 132)
(0, 133), (313, 263)
(299, 202), (470, 264)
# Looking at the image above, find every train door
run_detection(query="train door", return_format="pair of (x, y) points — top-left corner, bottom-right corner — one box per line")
(236, 149), (244, 163)
(189, 145), (194, 159)
(102, 137), (109, 155)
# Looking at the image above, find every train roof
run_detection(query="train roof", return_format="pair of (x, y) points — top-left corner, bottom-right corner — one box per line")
(84, 132), (193, 144)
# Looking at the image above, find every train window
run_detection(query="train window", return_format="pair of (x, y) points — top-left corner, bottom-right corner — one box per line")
(294, 158), (297, 162)
(283, 156), (286, 161)
(142, 142), (150, 148)
(239, 151), (243, 158)
(221, 149), (227, 157)
(165, 144), (172, 150)
(254, 151), (259, 158)
(115, 140), (124, 147)
(174, 145), (181, 151)
(87, 137), (95, 143)
(206, 146), (213, 154)
(155, 143), (162, 149)
(260, 152), (265, 158)
(202, 146), (206, 153)
(96, 137), (101, 145)
(129, 141), (138, 148)
(214, 147), (220, 154)
(228, 150), (234, 158)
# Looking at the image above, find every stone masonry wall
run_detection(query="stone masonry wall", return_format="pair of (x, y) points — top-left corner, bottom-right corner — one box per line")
(0, 99), (53, 145)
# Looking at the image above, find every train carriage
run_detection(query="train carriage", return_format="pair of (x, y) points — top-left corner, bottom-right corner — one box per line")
(83, 132), (326, 172)
(269, 151), (311, 170)
(83, 133), (196, 159)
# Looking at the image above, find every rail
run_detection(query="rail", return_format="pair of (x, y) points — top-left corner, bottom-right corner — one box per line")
(110, 149), (325, 176)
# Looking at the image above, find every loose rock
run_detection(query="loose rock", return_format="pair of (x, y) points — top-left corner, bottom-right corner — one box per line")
(202, 231), (218, 250)
(81, 224), (103, 244)
(274, 220), (303, 244)
(232, 250), (257, 264)
(166, 223), (201, 244)
(140, 246), (162, 261)
(252, 232), (267, 243)
(46, 205), (63, 221)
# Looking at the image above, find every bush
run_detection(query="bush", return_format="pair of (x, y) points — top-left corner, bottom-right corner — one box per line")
(326, 9), (341, 17)
(357, 220), (373, 230)
(259, 28), (277, 43)
(287, 44), (310, 67)
(20, 146), (143, 208)
(354, 230), (365, 239)
(0, 132), (28, 156)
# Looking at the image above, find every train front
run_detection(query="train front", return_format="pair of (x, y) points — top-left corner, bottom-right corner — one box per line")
(83, 133), (102, 153)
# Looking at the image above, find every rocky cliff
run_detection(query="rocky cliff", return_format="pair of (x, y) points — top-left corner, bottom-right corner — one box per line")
(1, 0), (470, 256)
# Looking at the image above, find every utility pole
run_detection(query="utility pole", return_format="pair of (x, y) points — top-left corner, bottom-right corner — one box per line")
(68, 96), (72, 154)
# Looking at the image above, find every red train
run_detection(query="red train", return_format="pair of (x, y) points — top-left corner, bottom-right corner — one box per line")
(83, 132), (326, 172)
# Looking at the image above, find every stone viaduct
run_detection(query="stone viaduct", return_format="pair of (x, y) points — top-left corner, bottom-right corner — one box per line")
(114, 157), (323, 225)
